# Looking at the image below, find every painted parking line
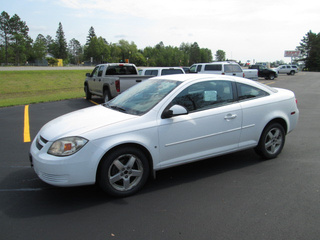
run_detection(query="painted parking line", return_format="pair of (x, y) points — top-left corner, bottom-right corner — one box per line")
(89, 99), (99, 105)
(24, 105), (31, 143)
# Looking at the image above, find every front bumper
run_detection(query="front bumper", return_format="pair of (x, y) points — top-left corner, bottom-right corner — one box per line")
(30, 134), (100, 187)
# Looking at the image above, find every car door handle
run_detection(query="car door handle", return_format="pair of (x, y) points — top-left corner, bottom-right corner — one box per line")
(224, 113), (237, 121)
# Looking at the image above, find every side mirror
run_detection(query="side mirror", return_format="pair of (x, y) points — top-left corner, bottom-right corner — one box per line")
(161, 105), (188, 119)
(86, 73), (91, 77)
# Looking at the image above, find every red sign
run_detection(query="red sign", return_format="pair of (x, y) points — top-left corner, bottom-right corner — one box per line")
(284, 51), (301, 57)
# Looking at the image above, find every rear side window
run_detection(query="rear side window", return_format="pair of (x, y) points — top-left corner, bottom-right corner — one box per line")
(161, 69), (184, 75)
(237, 83), (269, 101)
(224, 64), (242, 73)
(204, 64), (222, 71)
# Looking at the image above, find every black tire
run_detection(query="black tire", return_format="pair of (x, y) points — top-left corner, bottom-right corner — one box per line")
(85, 85), (92, 100)
(290, 70), (295, 75)
(268, 73), (275, 80)
(98, 147), (149, 197)
(254, 122), (285, 160)
(103, 89), (111, 103)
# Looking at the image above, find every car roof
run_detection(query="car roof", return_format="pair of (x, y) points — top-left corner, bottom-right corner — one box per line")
(193, 62), (239, 65)
(152, 74), (275, 93)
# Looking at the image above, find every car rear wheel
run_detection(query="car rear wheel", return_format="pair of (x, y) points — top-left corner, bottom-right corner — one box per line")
(98, 147), (149, 197)
(103, 89), (111, 103)
(268, 73), (275, 80)
(255, 123), (285, 159)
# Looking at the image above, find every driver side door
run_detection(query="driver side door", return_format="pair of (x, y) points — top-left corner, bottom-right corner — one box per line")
(157, 80), (242, 169)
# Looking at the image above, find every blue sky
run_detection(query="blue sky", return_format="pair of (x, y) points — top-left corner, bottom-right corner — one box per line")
(2, 0), (320, 63)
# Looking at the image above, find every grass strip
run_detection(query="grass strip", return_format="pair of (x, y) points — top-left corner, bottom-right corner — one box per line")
(0, 70), (89, 107)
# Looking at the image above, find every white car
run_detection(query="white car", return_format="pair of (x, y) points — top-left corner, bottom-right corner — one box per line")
(189, 62), (258, 81)
(30, 74), (299, 197)
(138, 67), (185, 76)
(276, 65), (299, 75)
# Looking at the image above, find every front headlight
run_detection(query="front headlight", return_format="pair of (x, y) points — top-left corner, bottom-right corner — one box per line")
(48, 137), (88, 156)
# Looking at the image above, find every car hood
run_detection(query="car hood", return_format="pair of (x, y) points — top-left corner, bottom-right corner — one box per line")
(40, 105), (137, 141)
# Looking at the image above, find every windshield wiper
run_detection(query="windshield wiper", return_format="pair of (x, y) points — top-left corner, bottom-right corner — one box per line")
(110, 105), (127, 113)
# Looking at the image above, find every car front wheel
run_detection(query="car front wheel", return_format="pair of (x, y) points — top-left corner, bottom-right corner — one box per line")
(85, 85), (92, 100)
(255, 123), (285, 159)
(98, 147), (149, 197)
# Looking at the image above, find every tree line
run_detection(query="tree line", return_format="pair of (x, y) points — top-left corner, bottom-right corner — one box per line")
(0, 11), (214, 67)
(1, 11), (319, 70)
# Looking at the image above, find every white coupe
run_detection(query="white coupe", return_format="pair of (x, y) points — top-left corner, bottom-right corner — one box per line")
(30, 74), (299, 197)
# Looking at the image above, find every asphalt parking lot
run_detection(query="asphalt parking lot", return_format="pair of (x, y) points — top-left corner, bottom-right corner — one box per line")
(1, 72), (320, 240)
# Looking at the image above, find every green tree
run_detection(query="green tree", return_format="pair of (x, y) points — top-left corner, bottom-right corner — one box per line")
(215, 50), (226, 61)
(189, 42), (201, 65)
(86, 26), (96, 45)
(53, 22), (68, 59)
(0, 11), (11, 64)
(0, 11), (32, 65)
(297, 30), (320, 71)
(84, 36), (110, 64)
(33, 34), (47, 60)
(68, 38), (83, 64)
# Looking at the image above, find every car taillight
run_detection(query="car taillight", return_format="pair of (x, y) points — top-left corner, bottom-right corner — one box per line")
(222, 73), (225, 75)
(243, 73), (245, 78)
(115, 79), (120, 92)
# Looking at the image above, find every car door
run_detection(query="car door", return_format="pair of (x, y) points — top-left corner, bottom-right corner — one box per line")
(93, 65), (105, 94)
(87, 66), (99, 93)
(157, 80), (242, 168)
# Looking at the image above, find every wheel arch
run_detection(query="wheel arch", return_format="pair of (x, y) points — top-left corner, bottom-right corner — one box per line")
(262, 117), (288, 136)
(95, 143), (155, 184)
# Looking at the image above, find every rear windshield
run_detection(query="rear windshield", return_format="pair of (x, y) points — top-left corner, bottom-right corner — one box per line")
(204, 64), (222, 71)
(161, 69), (184, 75)
(145, 70), (159, 76)
(105, 65), (137, 75)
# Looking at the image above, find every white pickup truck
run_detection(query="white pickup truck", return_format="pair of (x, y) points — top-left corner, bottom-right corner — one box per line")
(189, 62), (258, 81)
(84, 63), (152, 102)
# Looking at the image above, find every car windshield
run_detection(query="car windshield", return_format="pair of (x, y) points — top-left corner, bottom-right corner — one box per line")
(104, 78), (181, 115)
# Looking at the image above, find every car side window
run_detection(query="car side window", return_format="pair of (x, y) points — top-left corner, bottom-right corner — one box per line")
(237, 83), (269, 101)
(98, 66), (104, 77)
(171, 80), (234, 112)
(91, 66), (99, 77)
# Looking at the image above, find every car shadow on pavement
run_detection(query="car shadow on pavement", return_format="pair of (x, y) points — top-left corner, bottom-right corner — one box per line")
(0, 149), (263, 219)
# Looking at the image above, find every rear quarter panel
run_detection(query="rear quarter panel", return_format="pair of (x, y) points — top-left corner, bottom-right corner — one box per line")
(238, 89), (298, 148)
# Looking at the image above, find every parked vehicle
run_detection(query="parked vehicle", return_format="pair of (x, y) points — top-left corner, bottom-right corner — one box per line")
(138, 67), (185, 76)
(84, 63), (151, 102)
(249, 65), (278, 80)
(189, 62), (258, 81)
(30, 74), (299, 197)
(275, 65), (299, 75)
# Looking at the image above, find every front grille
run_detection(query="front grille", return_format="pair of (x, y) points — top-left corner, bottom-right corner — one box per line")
(40, 172), (69, 183)
(36, 135), (48, 150)
(40, 135), (48, 144)
(36, 140), (43, 150)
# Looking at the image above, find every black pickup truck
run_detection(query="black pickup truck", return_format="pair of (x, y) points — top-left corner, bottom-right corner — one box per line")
(249, 65), (278, 80)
